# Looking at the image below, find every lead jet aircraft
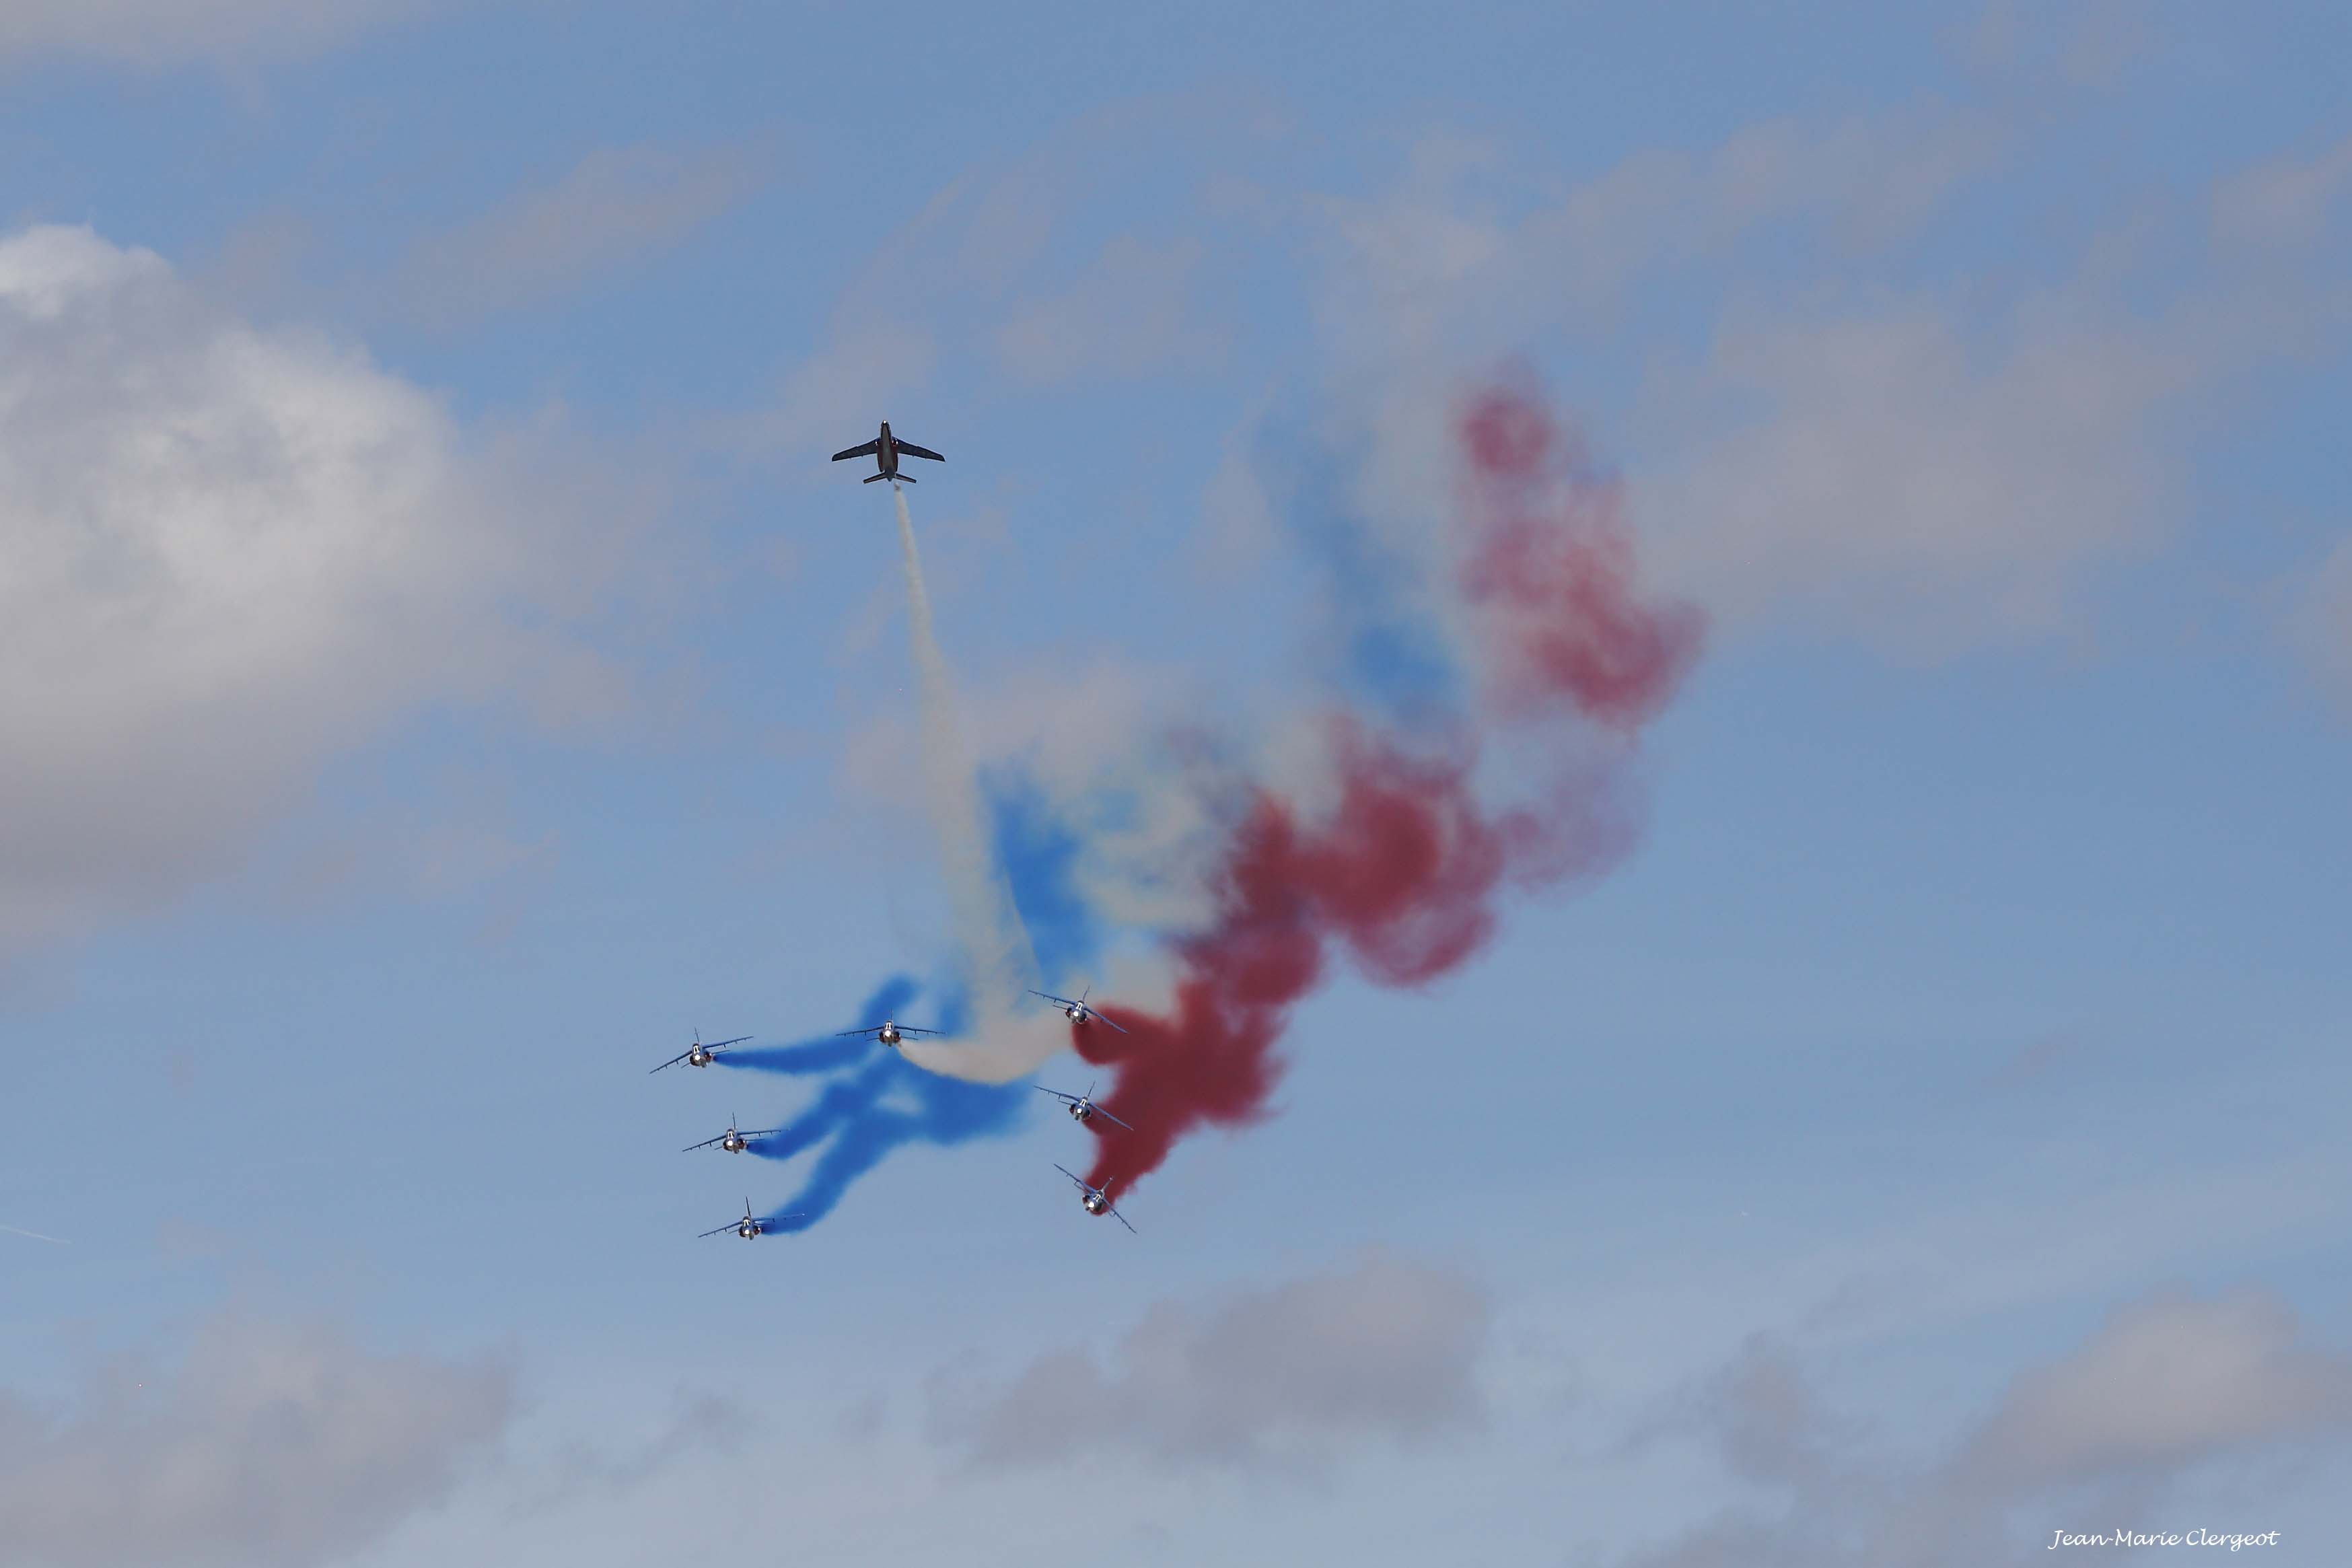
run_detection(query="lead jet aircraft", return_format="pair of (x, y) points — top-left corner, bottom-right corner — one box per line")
(832, 421), (944, 485)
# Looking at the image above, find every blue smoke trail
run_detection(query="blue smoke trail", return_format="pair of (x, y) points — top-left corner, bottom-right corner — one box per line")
(720, 976), (923, 1075)
(755, 1055), (1028, 1232)
(716, 974), (1031, 1232)
(1252, 416), (1464, 729)
(984, 767), (1107, 987)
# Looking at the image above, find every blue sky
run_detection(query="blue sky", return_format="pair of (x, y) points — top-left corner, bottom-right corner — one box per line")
(2, 4), (2349, 1565)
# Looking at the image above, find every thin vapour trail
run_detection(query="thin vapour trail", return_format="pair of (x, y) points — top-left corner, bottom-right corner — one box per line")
(891, 485), (1044, 1074)
(2, 1222), (65, 1244)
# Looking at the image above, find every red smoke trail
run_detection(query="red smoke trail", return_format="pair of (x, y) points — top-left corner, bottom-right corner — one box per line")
(1460, 384), (1705, 728)
(1076, 381), (1703, 1194)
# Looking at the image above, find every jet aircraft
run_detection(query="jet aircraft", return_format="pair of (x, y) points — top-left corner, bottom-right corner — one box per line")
(1053, 1164), (1136, 1233)
(699, 1198), (797, 1240)
(1030, 987), (1127, 1033)
(684, 1112), (782, 1154)
(1036, 1082), (1131, 1131)
(836, 1019), (943, 1049)
(650, 1032), (752, 1073)
(832, 421), (944, 485)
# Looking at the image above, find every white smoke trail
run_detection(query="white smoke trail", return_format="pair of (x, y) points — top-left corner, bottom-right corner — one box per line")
(2, 1221), (66, 1244)
(888, 485), (1063, 1083)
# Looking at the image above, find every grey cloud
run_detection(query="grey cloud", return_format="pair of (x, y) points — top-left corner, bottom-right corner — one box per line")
(929, 1252), (1489, 1472)
(0, 224), (644, 959)
(397, 141), (775, 328)
(0, 1312), (513, 1568)
(1961, 1291), (2352, 1485)
(512, 1390), (756, 1515)
(1620, 1286), (2352, 1568)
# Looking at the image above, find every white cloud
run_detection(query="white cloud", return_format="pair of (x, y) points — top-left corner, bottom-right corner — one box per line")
(0, 224), (637, 956)
(0, 0), (429, 71)
(929, 1252), (1489, 1472)
(0, 1312), (512, 1568)
(398, 141), (773, 328)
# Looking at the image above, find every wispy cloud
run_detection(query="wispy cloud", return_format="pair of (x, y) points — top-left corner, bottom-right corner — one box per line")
(395, 140), (776, 329)
(0, 0), (435, 73)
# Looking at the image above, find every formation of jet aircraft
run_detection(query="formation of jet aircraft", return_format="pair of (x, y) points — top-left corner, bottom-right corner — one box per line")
(650, 443), (1158, 1240)
(657, 981), (1147, 1238)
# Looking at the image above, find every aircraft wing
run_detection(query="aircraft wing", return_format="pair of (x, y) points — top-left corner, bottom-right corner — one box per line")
(1092, 1107), (1134, 1132)
(683, 1133), (728, 1151)
(1053, 1163), (1089, 1193)
(1108, 1206), (1137, 1235)
(697, 1223), (736, 1238)
(831, 440), (880, 462)
(1034, 1085), (1077, 1105)
(899, 1026), (943, 1037)
(1029, 989), (1079, 1009)
(833, 1027), (878, 1039)
(741, 1127), (783, 1140)
(894, 441), (945, 462)
(1096, 1013), (1129, 1034)
(708, 1036), (752, 1050)
(649, 1051), (692, 1073)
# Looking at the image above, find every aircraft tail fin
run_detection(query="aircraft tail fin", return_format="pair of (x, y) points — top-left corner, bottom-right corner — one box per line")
(863, 472), (888, 483)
